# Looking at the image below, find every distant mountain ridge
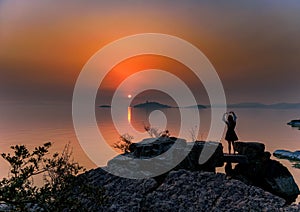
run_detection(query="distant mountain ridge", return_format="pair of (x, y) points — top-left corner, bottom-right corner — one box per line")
(184, 102), (300, 109)
(224, 102), (300, 109)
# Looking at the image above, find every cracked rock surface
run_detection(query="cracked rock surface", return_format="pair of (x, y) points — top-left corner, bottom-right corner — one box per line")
(82, 168), (300, 211)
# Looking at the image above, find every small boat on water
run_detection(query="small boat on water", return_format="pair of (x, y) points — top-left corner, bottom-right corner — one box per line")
(287, 119), (300, 127)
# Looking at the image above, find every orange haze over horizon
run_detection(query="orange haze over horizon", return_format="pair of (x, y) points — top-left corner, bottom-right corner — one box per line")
(1, 1), (300, 104)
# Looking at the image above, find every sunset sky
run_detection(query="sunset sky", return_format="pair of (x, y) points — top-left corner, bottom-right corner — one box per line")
(1, 0), (300, 105)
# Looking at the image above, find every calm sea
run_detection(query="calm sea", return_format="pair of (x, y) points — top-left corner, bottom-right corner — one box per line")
(1, 102), (300, 201)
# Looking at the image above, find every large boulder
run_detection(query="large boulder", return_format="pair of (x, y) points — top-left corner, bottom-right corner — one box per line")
(129, 137), (186, 158)
(231, 142), (300, 203)
(234, 141), (265, 160)
(175, 141), (224, 172)
(262, 159), (300, 203)
(107, 137), (189, 178)
(107, 137), (224, 178)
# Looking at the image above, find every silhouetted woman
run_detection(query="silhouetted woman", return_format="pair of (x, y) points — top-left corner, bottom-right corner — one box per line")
(223, 111), (238, 154)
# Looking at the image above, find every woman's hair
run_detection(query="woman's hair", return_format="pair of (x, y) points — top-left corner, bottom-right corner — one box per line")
(228, 114), (234, 122)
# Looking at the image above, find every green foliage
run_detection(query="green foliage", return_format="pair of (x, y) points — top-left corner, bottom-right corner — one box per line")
(0, 142), (105, 211)
(113, 134), (133, 153)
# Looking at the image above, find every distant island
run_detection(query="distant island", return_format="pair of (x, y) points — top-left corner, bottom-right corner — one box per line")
(98, 102), (300, 110)
(98, 105), (111, 108)
(133, 101), (173, 109)
(185, 104), (207, 109)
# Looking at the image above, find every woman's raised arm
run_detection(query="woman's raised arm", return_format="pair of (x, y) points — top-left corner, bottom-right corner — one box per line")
(222, 113), (228, 123)
(230, 111), (237, 121)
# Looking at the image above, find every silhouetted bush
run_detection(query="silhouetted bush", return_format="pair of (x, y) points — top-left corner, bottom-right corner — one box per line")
(113, 134), (133, 153)
(0, 142), (105, 211)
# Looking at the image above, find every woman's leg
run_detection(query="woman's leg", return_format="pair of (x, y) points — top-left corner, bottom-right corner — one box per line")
(232, 141), (236, 154)
(228, 141), (232, 154)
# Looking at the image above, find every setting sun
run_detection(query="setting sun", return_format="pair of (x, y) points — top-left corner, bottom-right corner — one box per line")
(127, 94), (132, 99)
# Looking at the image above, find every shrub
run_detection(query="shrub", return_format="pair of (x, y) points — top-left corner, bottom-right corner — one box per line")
(0, 142), (105, 211)
(144, 125), (170, 138)
(113, 134), (133, 153)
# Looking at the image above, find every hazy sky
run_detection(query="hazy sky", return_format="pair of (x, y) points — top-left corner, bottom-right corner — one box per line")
(1, 0), (300, 104)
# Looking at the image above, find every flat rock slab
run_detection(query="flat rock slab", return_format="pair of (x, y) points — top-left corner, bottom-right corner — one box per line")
(224, 154), (249, 164)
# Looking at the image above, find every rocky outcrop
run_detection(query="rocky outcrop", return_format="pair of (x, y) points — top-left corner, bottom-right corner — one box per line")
(108, 138), (300, 203)
(129, 137), (184, 158)
(230, 142), (300, 203)
(107, 137), (224, 178)
(81, 169), (300, 211)
(274, 150), (300, 161)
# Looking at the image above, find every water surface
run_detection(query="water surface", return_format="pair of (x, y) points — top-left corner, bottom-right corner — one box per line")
(1, 102), (300, 201)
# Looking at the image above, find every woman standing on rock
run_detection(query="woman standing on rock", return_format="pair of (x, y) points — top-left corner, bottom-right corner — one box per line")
(223, 111), (238, 154)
